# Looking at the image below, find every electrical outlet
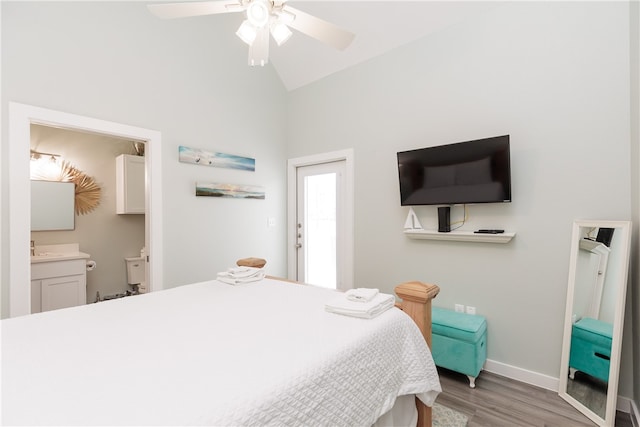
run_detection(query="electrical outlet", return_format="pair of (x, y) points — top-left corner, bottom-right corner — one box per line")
(466, 306), (476, 315)
(454, 304), (464, 313)
(267, 217), (276, 227)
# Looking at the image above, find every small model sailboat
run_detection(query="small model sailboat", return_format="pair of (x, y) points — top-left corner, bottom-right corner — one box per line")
(404, 207), (423, 230)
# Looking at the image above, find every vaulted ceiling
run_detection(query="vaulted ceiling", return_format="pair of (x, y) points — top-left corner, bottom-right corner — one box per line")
(268, 1), (500, 90)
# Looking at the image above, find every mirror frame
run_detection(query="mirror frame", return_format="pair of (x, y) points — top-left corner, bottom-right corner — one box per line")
(558, 220), (631, 427)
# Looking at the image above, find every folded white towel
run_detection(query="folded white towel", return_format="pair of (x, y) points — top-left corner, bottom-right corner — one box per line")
(217, 272), (265, 285)
(325, 292), (395, 319)
(225, 266), (263, 278)
(216, 266), (265, 285)
(345, 288), (379, 302)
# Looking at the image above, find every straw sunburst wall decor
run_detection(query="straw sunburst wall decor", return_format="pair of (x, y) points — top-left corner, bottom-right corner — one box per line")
(31, 159), (102, 215)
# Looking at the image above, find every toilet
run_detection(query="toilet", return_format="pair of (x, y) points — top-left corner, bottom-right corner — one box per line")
(125, 256), (147, 294)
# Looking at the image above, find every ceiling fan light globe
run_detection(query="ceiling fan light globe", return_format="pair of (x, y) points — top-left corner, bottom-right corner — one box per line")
(236, 20), (257, 45)
(270, 22), (292, 46)
(275, 9), (295, 24)
(247, 0), (270, 28)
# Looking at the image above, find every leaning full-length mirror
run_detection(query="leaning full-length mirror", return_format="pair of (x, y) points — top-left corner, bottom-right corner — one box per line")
(559, 220), (631, 427)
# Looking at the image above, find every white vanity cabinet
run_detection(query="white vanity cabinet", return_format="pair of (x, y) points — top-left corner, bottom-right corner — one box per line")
(116, 154), (145, 214)
(31, 258), (88, 313)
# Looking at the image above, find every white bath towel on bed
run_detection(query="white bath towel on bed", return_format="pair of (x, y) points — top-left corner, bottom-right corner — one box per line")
(345, 288), (379, 302)
(217, 266), (265, 285)
(325, 292), (395, 319)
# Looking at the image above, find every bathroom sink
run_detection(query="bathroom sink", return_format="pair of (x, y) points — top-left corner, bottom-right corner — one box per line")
(34, 252), (64, 257)
(31, 252), (90, 263)
(30, 243), (90, 263)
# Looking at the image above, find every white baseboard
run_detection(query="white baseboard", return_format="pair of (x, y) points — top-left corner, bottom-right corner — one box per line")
(484, 359), (559, 391)
(618, 396), (632, 413)
(483, 358), (635, 415)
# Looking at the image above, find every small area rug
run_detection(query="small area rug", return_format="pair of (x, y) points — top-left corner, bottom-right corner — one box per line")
(433, 402), (468, 427)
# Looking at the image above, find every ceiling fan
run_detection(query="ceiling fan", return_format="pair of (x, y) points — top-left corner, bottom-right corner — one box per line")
(148, 0), (356, 67)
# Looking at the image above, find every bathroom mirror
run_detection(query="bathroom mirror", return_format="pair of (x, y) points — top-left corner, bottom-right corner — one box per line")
(558, 220), (631, 427)
(31, 180), (75, 231)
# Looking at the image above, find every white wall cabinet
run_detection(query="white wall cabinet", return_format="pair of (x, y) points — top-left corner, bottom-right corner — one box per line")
(116, 154), (145, 214)
(31, 258), (87, 313)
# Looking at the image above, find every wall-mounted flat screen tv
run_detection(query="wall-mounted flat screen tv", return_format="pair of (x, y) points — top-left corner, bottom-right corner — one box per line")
(397, 135), (511, 206)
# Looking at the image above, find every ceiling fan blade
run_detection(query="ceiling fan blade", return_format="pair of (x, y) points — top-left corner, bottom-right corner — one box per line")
(281, 5), (355, 51)
(248, 25), (269, 66)
(148, 1), (242, 20)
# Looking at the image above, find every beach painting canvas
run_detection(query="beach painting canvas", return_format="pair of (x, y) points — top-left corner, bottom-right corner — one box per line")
(179, 145), (255, 171)
(196, 182), (265, 199)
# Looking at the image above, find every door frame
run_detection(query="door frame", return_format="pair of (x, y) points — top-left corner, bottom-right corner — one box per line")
(8, 102), (163, 317)
(287, 149), (354, 288)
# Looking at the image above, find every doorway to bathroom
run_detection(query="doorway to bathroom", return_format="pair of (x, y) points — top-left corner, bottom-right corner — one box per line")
(8, 102), (164, 318)
(30, 124), (147, 306)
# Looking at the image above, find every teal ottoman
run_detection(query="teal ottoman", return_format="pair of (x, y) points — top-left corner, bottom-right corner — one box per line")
(569, 317), (612, 383)
(431, 307), (487, 388)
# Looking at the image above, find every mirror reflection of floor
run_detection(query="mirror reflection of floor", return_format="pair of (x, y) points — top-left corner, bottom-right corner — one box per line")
(567, 371), (607, 419)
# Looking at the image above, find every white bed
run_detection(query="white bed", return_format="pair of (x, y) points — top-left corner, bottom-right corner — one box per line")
(2, 277), (441, 426)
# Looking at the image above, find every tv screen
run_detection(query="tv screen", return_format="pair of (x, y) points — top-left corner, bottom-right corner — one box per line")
(397, 135), (511, 206)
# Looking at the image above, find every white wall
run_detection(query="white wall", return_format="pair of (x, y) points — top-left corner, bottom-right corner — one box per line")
(287, 2), (633, 395)
(1, 1), (289, 315)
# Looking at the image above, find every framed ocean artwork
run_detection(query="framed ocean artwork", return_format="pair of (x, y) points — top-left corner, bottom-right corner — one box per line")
(196, 182), (265, 199)
(179, 145), (255, 171)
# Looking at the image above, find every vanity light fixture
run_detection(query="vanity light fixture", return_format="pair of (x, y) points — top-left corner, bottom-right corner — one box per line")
(30, 150), (63, 180)
(30, 149), (60, 162)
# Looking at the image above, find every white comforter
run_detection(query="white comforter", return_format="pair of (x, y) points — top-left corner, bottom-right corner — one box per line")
(2, 278), (440, 426)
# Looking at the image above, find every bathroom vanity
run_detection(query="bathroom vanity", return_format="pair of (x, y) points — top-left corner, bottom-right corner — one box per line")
(30, 244), (90, 313)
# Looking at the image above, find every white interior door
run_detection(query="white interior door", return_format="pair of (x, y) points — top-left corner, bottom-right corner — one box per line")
(288, 150), (354, 291)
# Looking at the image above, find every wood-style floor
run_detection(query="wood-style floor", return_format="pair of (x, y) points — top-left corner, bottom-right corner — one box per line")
(435, 368), (634, 427)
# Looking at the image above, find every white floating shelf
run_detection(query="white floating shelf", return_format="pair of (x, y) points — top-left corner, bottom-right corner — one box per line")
(579, 238), (610, 253)
(404, 229), (516, 243)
